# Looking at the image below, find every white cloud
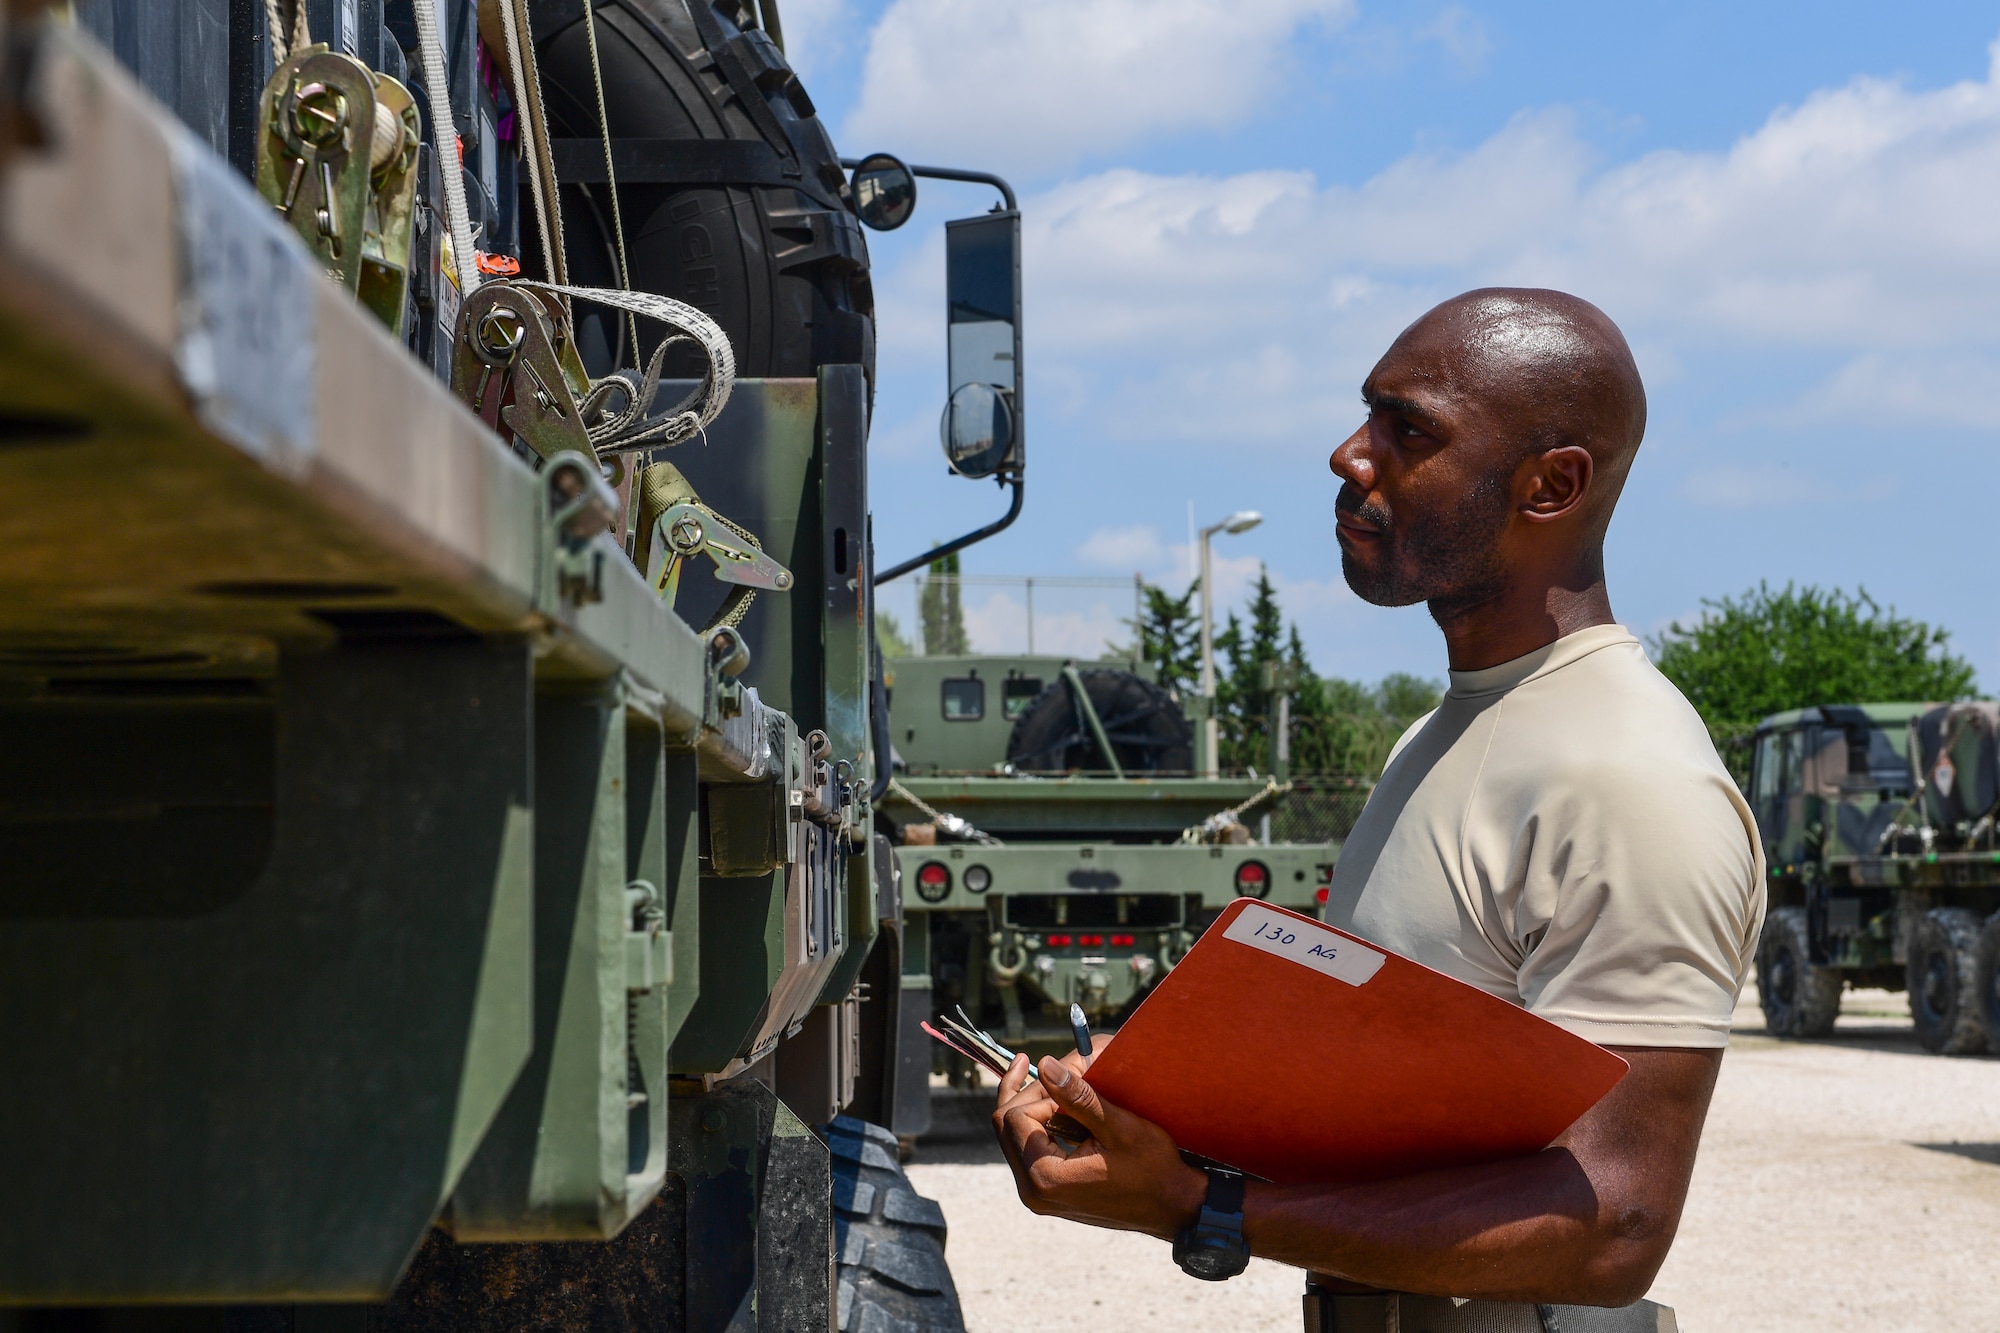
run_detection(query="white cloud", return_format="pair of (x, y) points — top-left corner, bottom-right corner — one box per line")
(776, 0), (849, 77)
(1077, 524), (1165, 569)
(962, 591), (1129, 657)
(1678, 464), (1837, 510)
(842, 0), (1353, 176)
(1777, 351), (2000, 430)
(862, 45), (2000, 455)
(1416, 6), (1491, 71)
(1678, 461), (1899, 510)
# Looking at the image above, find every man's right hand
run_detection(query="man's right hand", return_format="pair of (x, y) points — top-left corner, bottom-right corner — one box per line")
(988, 1035), (1208, 1241)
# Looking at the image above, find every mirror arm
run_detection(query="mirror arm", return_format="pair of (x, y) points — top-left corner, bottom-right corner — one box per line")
(839, 159), (1017, 212)
(872, 476), (1024, 585)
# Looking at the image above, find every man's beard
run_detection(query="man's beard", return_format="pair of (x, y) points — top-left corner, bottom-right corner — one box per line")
(1337, 476), (1511, 614)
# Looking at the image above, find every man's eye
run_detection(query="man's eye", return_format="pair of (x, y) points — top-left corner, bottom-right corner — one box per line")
(1397, 421), (1426, 439)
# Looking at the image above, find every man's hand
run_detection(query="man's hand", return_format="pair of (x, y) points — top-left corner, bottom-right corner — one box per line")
(990, 1043), (1208, 1241)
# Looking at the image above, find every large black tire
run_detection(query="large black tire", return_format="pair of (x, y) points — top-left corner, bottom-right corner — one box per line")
(1757, 906), (1842, 1038)
(1974, 911), (2000, 1055)
(1908, 907), (1987, 1054)
(826, 1116), (965, 1333)
(532, 0), (874, 386)
(1005, 669), (1194, 775)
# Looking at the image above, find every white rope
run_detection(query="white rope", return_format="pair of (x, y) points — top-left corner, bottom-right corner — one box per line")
(411, 0), (479, 298)
(579, 0), (640, 360)
(887, 779), (1004, 847)
(495, 0), (567, 288)
(515, 281), (735, 447)
(263, 0), (307, 61)
(1177, 777), (1287, 844)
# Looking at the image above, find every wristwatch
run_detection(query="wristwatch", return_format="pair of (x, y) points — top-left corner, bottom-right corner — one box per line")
(1172, 1167), (1249, 1281)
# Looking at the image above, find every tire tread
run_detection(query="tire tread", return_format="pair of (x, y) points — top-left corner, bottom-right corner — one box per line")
(1907, 906), (1986, 1055)
(828, 1115), (965, 1333)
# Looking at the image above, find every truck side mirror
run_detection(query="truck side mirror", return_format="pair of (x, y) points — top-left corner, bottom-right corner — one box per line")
(851, 153), (917, 231)
(943, 210), (1022, 479)
(940, 381), (1014, 478)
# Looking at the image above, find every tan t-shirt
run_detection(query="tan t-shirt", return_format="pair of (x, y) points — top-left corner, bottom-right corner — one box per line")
(1325, 624), (1765, 1049)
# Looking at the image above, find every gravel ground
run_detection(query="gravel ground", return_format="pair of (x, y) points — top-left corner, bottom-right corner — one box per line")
(907, 986), (2000, 1333)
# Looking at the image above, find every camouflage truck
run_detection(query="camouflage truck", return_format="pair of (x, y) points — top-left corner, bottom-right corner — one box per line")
(0, 1), (1018, 1328)
(877, 652), (1341, 1130)
(1749, 702), (2000, 1055)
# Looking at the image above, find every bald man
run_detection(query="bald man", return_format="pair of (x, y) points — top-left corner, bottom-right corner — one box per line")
(990, 290), (1764, 1333)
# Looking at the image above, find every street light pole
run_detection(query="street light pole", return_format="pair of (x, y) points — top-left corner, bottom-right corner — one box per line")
(1196, 510), (1263, 777)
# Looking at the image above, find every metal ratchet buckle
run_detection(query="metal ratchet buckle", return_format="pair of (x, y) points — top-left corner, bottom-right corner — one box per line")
(645, 502), (794, 605)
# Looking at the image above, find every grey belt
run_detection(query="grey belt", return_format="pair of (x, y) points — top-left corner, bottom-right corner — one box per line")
(1304, 1283), (1678, 1333)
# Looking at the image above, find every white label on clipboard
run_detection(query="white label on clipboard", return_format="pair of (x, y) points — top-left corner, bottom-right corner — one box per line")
(1223, 903), (1387, 987)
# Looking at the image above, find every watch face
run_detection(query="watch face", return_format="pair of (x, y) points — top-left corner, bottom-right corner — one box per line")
(1176, 1230), (1249, 1282)
(1181, 1246), (1236, 1281)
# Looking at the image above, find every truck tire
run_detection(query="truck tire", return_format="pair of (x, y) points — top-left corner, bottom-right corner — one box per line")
(1976, 912), (2000, 1055)
(1757, 906), (1841, 1038)
(827, 1116), (966, 1333)
(1006, 669), (1194, 774)
(532, 0), (873, 387)
(1909, 907), (1988, 1054)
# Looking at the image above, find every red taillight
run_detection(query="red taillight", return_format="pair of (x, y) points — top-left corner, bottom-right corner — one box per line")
(1234, 860), (1270, 898)
(1110, 933), (1135, 947)
(1047, 933), (1073, 947)
(915, 861), (952, 902)
(1315, 885), (1330, 904)
(1079, 934), (1104, 947)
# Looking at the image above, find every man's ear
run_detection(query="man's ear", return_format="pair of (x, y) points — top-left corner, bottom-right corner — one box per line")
(1520, 445), (1593, 523)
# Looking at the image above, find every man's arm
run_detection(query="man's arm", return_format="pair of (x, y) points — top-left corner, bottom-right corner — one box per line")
(995, 1043), (1721, 1306)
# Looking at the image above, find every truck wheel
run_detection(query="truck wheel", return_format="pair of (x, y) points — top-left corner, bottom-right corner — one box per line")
(827, 1116), (966, 1333)
(1006, 668), (1194, 774)
(1909, 907), (1988, 1054)
(1976, 912), (2000, 1054)
(533, 0), (874, 387)
(1757, 906), (1841, 1038)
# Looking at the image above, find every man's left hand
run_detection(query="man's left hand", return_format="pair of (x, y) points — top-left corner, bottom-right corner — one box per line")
(991, 1047), (1208, 1240)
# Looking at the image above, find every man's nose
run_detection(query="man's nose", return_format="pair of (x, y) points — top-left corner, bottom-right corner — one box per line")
(1330, 425), (1375, 491)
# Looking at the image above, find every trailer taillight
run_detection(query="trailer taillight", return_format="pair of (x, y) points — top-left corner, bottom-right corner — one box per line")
(915, 861), (952, 902)
(1233, 859), (1270, 899)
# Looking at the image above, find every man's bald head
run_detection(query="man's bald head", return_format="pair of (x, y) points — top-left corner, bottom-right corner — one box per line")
(1330, 288), (1647, 618)
(1393, 288), (1647, 525)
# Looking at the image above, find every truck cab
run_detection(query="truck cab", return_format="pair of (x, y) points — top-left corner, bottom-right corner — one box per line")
(1748, 703), (1926, 882)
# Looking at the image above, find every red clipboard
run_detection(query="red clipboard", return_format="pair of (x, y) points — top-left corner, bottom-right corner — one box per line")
(1083, 899), (1628, 1185)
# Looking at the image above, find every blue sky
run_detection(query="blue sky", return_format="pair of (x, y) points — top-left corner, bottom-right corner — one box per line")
(794, 1), (2000, 689)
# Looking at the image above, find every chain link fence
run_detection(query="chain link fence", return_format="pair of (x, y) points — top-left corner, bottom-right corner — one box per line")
(1269, 774), (1374, 844)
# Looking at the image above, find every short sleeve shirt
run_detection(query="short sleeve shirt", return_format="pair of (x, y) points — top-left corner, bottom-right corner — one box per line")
(1323, 624), (1765, 1048)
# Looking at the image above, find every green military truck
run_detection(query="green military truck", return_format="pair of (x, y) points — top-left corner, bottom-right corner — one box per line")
(0, 1), (1022, 1328)
(1749, 702), (2000, 1055)
(877, 652), (1340, 1128)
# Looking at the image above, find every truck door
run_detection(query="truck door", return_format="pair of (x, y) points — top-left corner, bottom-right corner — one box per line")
(1750, 726), (1803, 869)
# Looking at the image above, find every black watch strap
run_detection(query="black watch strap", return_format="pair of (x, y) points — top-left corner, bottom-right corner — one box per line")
(1204, 1168), (1245, 1215)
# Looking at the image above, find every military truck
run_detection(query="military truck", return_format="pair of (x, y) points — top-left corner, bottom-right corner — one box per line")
(1749, 702), (2000, 1055)
(876, 651), (1340, 1128)
(0, 1), (1017, 1328)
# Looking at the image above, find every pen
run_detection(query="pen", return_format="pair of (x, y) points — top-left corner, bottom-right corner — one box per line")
(1070, 1002), (1093, 1060)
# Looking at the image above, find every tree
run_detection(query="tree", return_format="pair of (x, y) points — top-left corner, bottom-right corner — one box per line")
(875, 610), (912, 660)
(1218, 568), (1287, 772)
(1136, 579), (1200, 696)
(1651, 583), (1977, 745)
(917, 551), (967, 655)
(1286, 646), (1441, 779)
(1195, 567), (1441, 778)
